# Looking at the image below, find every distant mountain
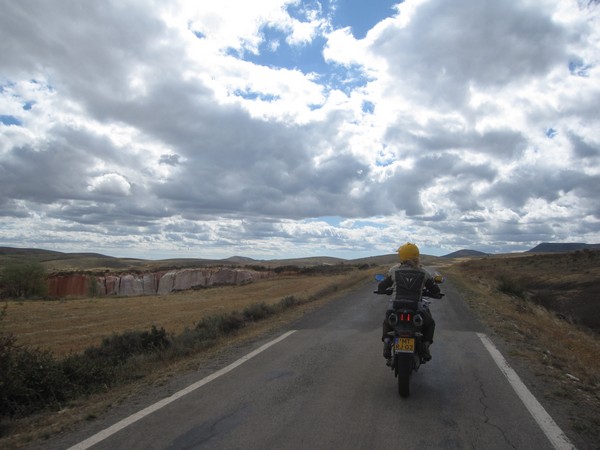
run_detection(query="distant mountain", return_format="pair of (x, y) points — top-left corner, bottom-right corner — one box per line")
(528, 242), (600, 253)
(0, 246), (370, 271)
(442, 249), (489, 258)
(223, 256), (258, 263)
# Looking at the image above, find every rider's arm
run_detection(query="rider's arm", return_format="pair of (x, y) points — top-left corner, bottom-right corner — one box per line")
(424, 277), (441, 297)
(377, 276), (393, 294)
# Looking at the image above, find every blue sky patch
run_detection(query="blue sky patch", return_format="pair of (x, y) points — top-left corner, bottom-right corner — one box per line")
(0, 115), (22, 126)
(190, 24), (206, 40)
(329, 0), (401, 39)
(316, 63), (370, 95)
(362, 100), (375, 114)
(351, 220), (386, 229)
(234, 89), (280, 102)
(568, 59), (591, 77)
(244, 25), (327, 74)
(234, 2), (384, 94)
(375, 147), (395, 167)
(308, 216), (342, 226)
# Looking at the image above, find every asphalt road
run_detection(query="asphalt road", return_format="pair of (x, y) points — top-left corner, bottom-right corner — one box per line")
(47, 277), (571, 450)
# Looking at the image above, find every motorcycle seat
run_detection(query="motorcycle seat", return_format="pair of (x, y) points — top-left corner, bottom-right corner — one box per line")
(392, 299), (419, 311)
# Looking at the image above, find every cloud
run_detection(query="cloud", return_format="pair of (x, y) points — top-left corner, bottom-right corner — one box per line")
(0, 0), (599, 259)
(370, 0), (569, 108)
(88, 173), (132, 197)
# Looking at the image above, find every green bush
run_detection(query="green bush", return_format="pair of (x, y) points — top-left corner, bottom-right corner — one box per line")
(61, 353), (118, 395)
(278, 295), (298, 309)
(84, 326), (170, 364)
(0, 325), (171, 419)
(243, 302), (276, 321)
(0, 261), (47, 298)
(194, 312), (245, 340)
(87, 276), (100, 297)
(0, 342), (68, 417)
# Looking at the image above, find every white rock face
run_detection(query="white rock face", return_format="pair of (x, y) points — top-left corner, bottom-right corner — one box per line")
(49, 268), (272, 297)
(157, 271), (177, 295)
(119, 274), (144, 296)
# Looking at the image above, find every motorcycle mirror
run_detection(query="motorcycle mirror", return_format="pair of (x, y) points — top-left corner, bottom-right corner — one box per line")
(375, 274), (386, 282)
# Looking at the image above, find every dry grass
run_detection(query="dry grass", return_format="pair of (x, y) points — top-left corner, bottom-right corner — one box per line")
(2, 274), (360, 357)
(444, 253), (600, 446)
(0, 269), (376, 449)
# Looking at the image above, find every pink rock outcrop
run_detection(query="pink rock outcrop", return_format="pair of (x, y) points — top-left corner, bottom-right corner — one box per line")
(46, 268), (272, 297)
(47, 274), (89, 297)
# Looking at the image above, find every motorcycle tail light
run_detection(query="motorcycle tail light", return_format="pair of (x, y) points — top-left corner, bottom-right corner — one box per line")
(398, 312), (412, 323)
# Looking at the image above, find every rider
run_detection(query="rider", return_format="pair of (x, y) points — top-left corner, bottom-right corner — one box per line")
(378, 243), (440, 362)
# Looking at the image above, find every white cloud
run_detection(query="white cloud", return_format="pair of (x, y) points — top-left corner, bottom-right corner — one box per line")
(88, 173), (132, 197)
(0, 0), (599, 259)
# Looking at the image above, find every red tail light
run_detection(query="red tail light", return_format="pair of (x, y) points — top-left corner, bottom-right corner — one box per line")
(398, 313), (412, 323)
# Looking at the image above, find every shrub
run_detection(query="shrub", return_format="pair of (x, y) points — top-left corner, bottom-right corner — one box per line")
(60, 353), (118, 395)
(0, 261), (47, 298)
(194, 312), (245, 341)
(87, 276), (100, 297)
(217, 313), (246, 334)
(278, 295), (298, 309)
(84, 326), (170, 364)
(0, 343), (67, 417)
(0, 323), (171, 419)
(193, 316), (221, 342)
(170, 327), (213, 356)
(497, 274), (525, 298)
(243, 302), (276, 321)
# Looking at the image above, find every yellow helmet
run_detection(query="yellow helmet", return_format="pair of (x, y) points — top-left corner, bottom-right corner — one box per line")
(398, 243), (419, 261)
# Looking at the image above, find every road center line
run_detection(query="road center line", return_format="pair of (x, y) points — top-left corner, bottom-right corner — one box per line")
(68, 330), (298, 450)
(477, 333), (575, 450)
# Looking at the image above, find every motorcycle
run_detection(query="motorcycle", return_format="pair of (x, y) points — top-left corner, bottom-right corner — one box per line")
(374, 272), (444, 398)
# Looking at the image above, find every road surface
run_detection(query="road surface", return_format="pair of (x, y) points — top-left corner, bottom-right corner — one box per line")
(40, 277), (573, 449)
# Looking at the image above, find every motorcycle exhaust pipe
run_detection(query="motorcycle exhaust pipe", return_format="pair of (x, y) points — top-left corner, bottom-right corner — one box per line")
(388, 313), (398, 327)
(413, 314), (423, 327)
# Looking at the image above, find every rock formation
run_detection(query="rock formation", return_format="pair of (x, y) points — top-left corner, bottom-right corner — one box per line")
(47, 268), (271, 297)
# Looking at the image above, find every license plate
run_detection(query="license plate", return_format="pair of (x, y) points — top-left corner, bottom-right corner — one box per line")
(394, 338), (415, 353)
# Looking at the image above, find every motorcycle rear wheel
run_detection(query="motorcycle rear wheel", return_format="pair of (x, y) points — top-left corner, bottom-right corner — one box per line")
(397, 353), (412, 397)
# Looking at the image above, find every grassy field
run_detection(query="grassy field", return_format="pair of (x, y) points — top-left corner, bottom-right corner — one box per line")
(443, 251), (600, 447)
(1, 273), (369, 357)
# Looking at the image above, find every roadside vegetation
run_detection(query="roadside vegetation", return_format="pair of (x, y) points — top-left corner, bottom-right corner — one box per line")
(443, 250), (600, 447)
(0, 265), (375, 448)
(0, 297), (300, 419)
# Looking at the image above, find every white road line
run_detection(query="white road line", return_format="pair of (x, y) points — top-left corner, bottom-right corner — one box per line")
(477, 332), (576, 450)
(68, 330), (298, 450)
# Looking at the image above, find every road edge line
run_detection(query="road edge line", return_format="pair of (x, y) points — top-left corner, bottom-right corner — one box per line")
(68, 330), (298, 450)
(476, 332), (575, 450)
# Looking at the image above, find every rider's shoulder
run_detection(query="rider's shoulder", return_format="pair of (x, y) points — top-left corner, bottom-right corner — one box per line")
(387, 263), (402, 275)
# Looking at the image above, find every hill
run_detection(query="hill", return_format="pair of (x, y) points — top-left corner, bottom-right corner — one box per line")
(0, 246), (449, 272)
(442, 249), (489, 258)
(528, 242), (600, 253)
(0, 246), (381, 273)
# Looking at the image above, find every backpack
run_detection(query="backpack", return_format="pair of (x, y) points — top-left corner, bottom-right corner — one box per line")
(391, 268), (425, 310)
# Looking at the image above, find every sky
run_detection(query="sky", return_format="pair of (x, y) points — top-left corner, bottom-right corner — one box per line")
(1, 0), (599, 261)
